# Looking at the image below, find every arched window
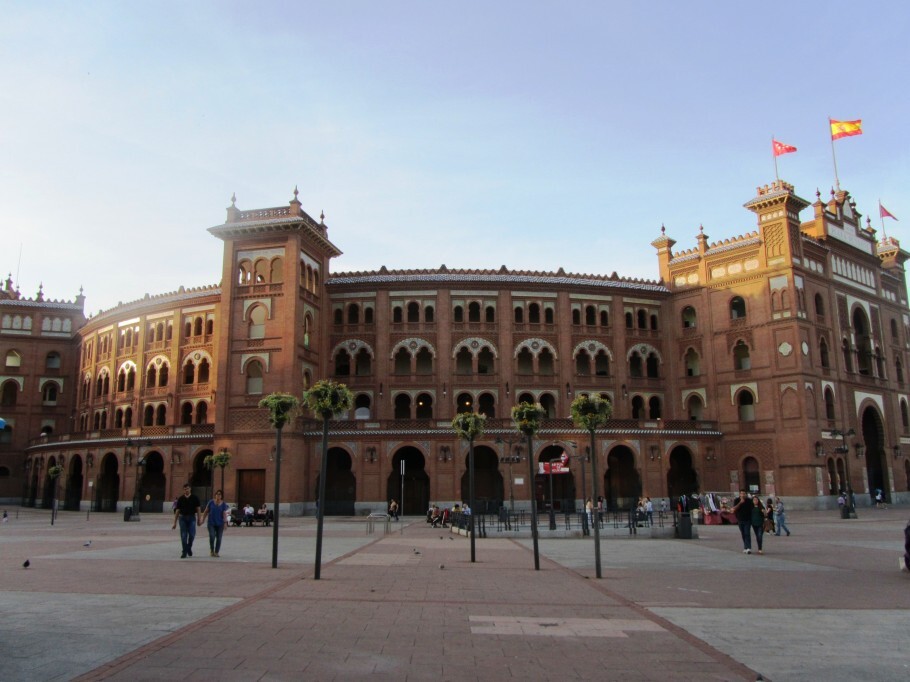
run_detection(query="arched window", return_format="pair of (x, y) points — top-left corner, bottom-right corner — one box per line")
(198, 359), (210, 383)
(538, 348), (554, 375)
(737, 390), (756, 421)
(144, 405), (155, 426)
(528, 303), (540, 324)
(392, 306), (403, 323)
(334, 349), (351, 376)
(454, 306), (464, 323)
(637, 309), (647, 329)
(650, 314), (658, 330)
(730, 296), (747, 320)
(155, 404), (167, 425)
(158, 364), (168, 387)
(600, 310), (609, 326)
(891, 318), (899, 340)
(585, 306), (596, 325)
(629, 352), (643, 377)
(902, 399), (909, 430)
(824, 387), (836, 420)
(733, 341), (751, 370)
(46, 352), (61, 369)
(425, 306), (435, 323)
(645, 352), (659, 378)
(819, 338), (830, 369)
(648, 396), (661, 419)
(594, 351), (610, 377)
(245, 360), (264, 395)
(514, 306), (523, 323)
(455, 347), (472, 374)
(115, 408), (124, 428)
(394, 348), (411, 374)
(355, 349), (372, 376)
(124, 407), (133, 428)
(544, 308), (554, 324)
(485, 306), (495, 322)
(631, 395), (644, 419)
(415, 393), (433, 419)
(468, 302), (481, 322)
(625, 312), (633, 328)
(181, 402), (194, 425)
(395, 394), (412, 419)
(576, 350), (591, 375)
(842, 339), (853, 373)
(42, 382), (59, 405)
(681, 306), (697, 328)
(686, 394), (704, 420)
(333, 309), (343, 325)
(477, 347), (494, 374)
(248, 305), (267, 339)
(193, 317), (203, 336)
(254, 259), (268, 283)
(478, 393), (495, 419)
(516, 348), (533, 375)
(270, 257), (283, 283)
(539, 393), (556, 418)
(684, 348), (700, 376)
(1, 380), (18, 406)
(354, 394), (371, 420)
(896, 358), (904, 385)
(456, 393), (473, 414)
(407, 302), (420, 323)
(572, 309), (581, 325)
(364, 307), (374, 324)
(814, 293), (825, 318)
(196, 401), (208, 424)
(206, 318), (213, 335)
(415, 347), (433, 375)
(183, 361), (195, 384)
(347, 304), (360, 324)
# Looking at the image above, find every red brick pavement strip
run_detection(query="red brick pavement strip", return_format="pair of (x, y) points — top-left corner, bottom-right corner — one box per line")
(74, 523), (760, 681)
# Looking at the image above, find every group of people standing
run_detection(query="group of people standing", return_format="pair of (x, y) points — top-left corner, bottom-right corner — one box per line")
(731, 490), (791, 554)
(171, 485), (232, 558)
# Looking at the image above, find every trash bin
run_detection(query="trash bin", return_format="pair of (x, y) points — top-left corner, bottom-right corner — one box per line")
(123, 506), (132, 522)
(677, 512), (692, 539)
(841, 505), (850, 519)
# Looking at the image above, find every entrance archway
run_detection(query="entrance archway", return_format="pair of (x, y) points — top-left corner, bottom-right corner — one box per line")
(315, 447), (356, 515)
(603, 445), (640, 511)
(65, 455), (84, 511)
(742, 456), (760, 494)
(388, 447), (430, 516)
(140, 451), (166, 513)
(41, 456), (58, 509)
(534, 444), (575, 513)
(666, 446), (699, 504)
(97, 453), (120, 512)
(861, 406), (888, 502)
(459, 445), (503, 513)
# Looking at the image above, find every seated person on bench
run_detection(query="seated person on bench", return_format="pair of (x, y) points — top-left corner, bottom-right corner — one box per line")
(242, 503), (255, 526)
(430, 505), (444, 527)
(255, 503), (272, 525)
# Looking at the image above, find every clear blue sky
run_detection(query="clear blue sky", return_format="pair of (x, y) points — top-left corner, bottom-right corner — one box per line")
(2, 1), (907, 315)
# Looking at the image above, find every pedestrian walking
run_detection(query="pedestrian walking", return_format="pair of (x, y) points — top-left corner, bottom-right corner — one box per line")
(901, 518), (910, 572)
(774, 496), (791, 536)
(731, 490), (754, 554)
(388, 498), (399, 521)
(200, 489), (229, 557)
(751, 495), (766, 554)
(765, 497), (776, 534)
(645, 497), (654, 527)
(172, 484), (201, 558)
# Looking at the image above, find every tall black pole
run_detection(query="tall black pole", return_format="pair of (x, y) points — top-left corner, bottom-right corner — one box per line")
(314, 416), (330, 579)
(526, 431), (540, 570)
(271, 425), (283, 569)
(589, 429), (603, 579)
(469, 436), (476, 563)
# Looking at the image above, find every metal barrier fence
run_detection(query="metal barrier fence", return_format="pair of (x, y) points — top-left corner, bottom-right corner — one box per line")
(366, 512), (392, 535)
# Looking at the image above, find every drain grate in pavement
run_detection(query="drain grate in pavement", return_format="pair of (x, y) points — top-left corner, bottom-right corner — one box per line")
(469, 616), (665, 637)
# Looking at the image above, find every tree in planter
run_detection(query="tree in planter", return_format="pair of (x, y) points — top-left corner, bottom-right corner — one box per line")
(259, 392), (300, 569)
(203, 449), (232, 502)
(302, 379), (353, 580)
(570, 393), (612, 579)
(47, 464), (64, 526)
(451, 412), (486, 563)
(511, 401), (547, 570)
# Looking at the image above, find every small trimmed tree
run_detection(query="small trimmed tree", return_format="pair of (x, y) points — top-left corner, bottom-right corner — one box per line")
(259, 392), (300, 569)
(47, 464), (64, 526)
(302, 380), (353, 580)
(511, 401), (546, 570)
(204, 449), (232, 500)
(451, 412), (486, 563)
(570, 394), (613, 579)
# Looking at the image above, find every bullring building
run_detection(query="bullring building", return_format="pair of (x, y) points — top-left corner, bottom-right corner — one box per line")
(2, 179), (909, 515)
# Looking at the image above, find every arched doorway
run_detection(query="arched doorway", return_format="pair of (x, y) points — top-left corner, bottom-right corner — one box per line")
(860, 406), (889, 502)
(140, 451), (166, 513)
(190, 449), (213, 500)
(535, 444), (575, 513)
(666, 446), (699, 504)
(27, 463), (39, 507)
(603, 445), (640, 511)
(97, 453), (120, 512)
(65, 455), (84, 511)
(315, 447), (356, 515)
(459, 445), (503, 514)
(387, 447), (430, 516)
(742, 456), (760, 494)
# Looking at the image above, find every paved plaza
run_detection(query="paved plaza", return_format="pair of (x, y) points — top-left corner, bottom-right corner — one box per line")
(1, 506), (908, 681)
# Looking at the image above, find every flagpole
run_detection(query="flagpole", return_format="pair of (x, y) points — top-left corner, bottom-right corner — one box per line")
(829, 117), (841, 191)
(772, 136), (779, 181)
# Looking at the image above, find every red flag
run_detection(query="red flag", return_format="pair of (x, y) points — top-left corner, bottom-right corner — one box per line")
(880, 203), (898, 221)
(772, 139), (797, 156)
(830, 118), (863, 140)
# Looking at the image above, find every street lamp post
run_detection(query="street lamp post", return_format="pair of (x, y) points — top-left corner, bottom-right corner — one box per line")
(569, 444), (589, 536)
(831, 428), (857, 518)
(495, 436), (523, 516)
(547, 457), (560, 530)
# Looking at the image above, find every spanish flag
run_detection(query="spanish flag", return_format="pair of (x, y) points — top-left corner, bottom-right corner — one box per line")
(830, 118), (863, 140)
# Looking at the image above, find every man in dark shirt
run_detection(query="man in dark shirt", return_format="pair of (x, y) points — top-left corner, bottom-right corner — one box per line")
(731, 489), (755, 554)
(172, 484), (201, 558)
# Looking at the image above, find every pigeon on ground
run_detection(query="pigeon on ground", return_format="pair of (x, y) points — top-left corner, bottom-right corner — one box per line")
(23, 559), (30, 568)
(83, 541), (92, 547)
(439, 564), (445, 570)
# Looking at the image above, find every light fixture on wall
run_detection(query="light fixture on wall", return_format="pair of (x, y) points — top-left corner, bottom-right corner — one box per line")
(854, 443), (865, 459)
(621, 384), (628, 398)
(705, 447), (716, 461)
(442, 382), (446, 398)
(566, 382), (572, 399)
(438, 445), (451, 462)
(366, 447), (376, 463)
(379, 382), (383, 398)
(893, 445), (902, 459)
(649, 445), (660, 461)
(505, 381), (509, 397)
(86, 452), (94, 468)
(171, 452), (181, 465)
